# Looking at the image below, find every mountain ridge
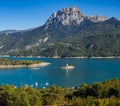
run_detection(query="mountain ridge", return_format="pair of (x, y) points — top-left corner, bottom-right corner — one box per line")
(45, 6), (108, 29)
(0, 7), (120, 57)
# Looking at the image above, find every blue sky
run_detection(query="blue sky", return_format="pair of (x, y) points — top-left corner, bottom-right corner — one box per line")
(0, 0), (120, 30)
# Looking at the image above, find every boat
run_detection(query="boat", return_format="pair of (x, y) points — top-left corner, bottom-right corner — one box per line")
(45, 82), (49, 86)
(35, 82), (38, 87)
(61, 64), (74, 69)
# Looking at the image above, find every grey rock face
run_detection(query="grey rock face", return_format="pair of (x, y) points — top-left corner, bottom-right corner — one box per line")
(87, 15), (108, 22)
(45, 7), (84, 29)
(45, 6), (108, 29)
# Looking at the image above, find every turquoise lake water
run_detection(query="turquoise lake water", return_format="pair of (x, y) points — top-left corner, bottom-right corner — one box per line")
(0, 57), (120, 88)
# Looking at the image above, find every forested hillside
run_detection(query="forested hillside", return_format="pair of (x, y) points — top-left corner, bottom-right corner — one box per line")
(9, 17), (120, 57)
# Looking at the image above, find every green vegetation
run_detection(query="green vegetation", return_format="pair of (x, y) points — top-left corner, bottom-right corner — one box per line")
(0, 78), (120, 106)
(6, 18), (120, 57)
(0, 58), (41, 65)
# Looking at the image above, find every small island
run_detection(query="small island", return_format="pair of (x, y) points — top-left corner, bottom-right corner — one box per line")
(61, 64), (74, 69)
(0, 58), (50, 68)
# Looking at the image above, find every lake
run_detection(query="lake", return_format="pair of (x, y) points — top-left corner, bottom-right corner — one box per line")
(0, 57), (120, 88)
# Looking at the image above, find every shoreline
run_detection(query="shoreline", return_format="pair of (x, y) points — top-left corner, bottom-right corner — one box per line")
(1, 55), (120, 59)
(14, 56), (120, 59)
(0, 62), (50, 69)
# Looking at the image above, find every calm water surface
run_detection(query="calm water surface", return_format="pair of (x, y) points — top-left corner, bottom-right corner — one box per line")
(0, 57), (120, 88)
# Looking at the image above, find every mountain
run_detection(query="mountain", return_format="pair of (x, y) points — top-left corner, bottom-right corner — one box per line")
(45, 6), (108, 29)
(37, 17), (120, 57)
(0, 7), (120, 57)
(0, 30), (20, 35)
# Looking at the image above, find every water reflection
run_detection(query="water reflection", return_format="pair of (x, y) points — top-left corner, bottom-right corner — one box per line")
(63, 68), (73, 76)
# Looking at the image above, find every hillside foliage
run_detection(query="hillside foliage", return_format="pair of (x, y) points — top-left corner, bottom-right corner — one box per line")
(0, 78), (120, 106)
(0, 58), (41, 65)
(6, 18), (120, 57)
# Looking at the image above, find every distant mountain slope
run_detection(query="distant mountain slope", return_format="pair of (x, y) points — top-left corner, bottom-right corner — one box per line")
(0, 7), (120, 57)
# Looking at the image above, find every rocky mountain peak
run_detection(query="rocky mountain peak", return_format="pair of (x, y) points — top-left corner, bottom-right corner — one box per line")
(45, 7), (109, 29)
(45, 6), (84, 29)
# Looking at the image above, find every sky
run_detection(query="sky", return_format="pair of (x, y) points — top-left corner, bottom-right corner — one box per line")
(0, 0), (120, 30)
